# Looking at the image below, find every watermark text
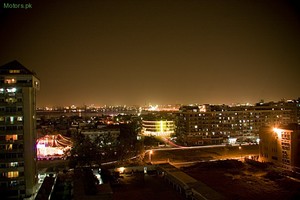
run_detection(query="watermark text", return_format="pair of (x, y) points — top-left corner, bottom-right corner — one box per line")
(3, 3), (33, 9)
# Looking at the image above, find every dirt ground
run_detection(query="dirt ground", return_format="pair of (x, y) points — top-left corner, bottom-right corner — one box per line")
(112, 173), (185, 200)
(181, 159), (300, 200)
(151, 145), (259, 163)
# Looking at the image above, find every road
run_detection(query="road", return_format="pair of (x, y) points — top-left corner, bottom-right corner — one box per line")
(145, 144), (259, 165)
(99, 143), (259, 167)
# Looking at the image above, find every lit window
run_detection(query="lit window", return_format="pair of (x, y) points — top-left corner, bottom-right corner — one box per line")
(10, 116), (14, 124)
(9, 70), (20, 74)
(6, 144), (13, 150)
(5, 79), (16, 84)
(0, 117), (4, 121)
(6, 88), (17, 93)
(5, 97), (17, 103)
(9, 162), (18, 167)
(10, 180), (18, 187)
(6, 135), (18, 141)
(7, 171), (19, 178)
(34, 81), (39, 88)
(0, 88), (4, 93)
(17, 117), (23, 121)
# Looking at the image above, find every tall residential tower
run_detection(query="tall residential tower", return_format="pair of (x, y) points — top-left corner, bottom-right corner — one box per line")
(0, 61), (40, 199)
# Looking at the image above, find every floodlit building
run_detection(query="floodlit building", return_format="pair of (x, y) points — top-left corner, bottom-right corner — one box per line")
(142, 120), (175, 137)
(0, 61), (40, 199)
(259, 124), (300, 171)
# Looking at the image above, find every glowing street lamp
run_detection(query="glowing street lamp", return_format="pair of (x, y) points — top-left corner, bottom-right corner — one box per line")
(239, 145), (242, 160)
(149, 150), (153, 162)
(273, 127), (282, 138)
(119, 167), (125, 174)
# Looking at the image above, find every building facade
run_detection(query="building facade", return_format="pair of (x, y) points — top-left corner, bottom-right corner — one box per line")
(142, 120), (175, 137)
(176, 100), (299, 146)
(0, 61), (40, 199)
(259, 124), (300, 171)
(80, 127), (120, 144)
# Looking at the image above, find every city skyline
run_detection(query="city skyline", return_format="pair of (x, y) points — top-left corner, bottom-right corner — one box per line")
(34, 97), (299, 109)
(1, 0), (300, 106)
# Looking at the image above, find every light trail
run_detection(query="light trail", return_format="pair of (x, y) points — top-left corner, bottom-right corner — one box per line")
(152, 143), (251, 151)
(100, 143), (256, 166)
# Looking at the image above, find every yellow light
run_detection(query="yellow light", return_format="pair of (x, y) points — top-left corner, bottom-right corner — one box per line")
(273, 127), (282, 137)
(119, 167), (125, 174)
(273, 128), (281, 134)
(149, 150), (153, 155)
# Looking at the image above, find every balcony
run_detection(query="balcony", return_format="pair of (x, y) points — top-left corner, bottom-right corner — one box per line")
(0, 176), (25, 182)
(0, 111), (23, 116)
(0, 157), (24, 163)
(4, 184), (25, 191)
(0, 149), (24, 153)
(0, 166), (24, 173)
(0, 121), (23, 126)
(0, 101), (23, 107)
(1, 81), (33, 87)
(0, 139), (24, 144)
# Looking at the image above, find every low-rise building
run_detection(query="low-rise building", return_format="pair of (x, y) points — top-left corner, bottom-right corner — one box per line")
(157, 163), (224, 200)
(259, 124), (300, 171)
(80, 126), (120, 145)
(142, 120), (175, 137)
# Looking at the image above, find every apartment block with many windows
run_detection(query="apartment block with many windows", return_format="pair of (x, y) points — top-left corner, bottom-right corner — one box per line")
(0, 61), (40, 199)
(176, 101), (299, 146)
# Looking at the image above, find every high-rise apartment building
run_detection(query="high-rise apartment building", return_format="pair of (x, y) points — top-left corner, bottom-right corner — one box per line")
(0, 61), (40, 199)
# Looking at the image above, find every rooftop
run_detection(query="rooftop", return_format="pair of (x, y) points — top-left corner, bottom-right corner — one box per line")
(0, 60), (36, 75)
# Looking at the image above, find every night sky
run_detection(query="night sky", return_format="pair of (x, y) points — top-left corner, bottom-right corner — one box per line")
(1, 0), (300, 106)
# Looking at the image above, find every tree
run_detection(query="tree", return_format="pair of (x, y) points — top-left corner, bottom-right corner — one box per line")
(143, 135), (160, 147)
(116, 122), (143, 161)
(69, 132), (101, 167)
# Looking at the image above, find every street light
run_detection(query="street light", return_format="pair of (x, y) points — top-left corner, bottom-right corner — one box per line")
(149, 150), (153, 162)
(239, 145), (242, 160)
(119, 167), (125, 174)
